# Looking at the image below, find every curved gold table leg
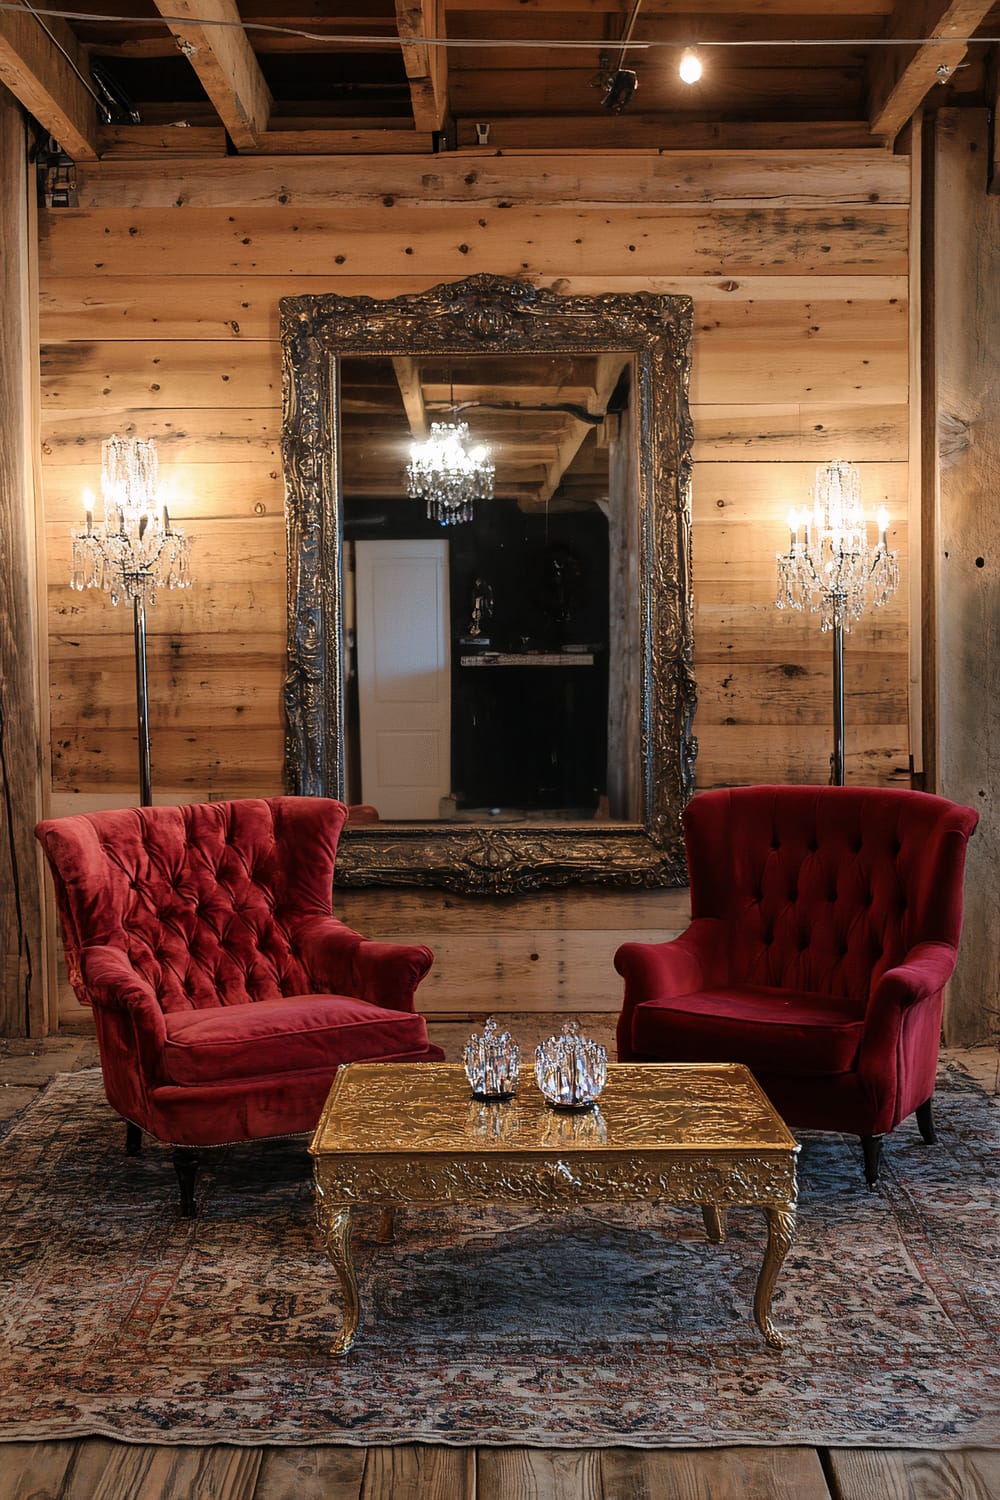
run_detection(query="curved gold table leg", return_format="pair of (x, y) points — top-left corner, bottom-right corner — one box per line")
(320, 1205), (360, 1356)
(702, 1204), (727, 1244)
(754, 1204), (796, 1350)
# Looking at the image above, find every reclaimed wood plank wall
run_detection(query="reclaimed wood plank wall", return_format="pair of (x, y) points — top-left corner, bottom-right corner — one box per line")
(35, 148), (911, 1022)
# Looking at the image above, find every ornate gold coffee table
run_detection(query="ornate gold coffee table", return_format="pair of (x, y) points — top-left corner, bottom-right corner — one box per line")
(309, 1061), (799, 1355)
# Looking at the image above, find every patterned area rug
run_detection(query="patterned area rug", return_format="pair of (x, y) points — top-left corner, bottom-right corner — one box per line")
(1, 1062), (998, 1448)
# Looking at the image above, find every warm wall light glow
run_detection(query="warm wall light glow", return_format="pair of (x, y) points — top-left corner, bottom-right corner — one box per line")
(679, 49), (703, 84)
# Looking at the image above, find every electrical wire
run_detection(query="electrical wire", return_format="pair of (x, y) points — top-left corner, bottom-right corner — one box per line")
(0, 4), (996, 54)
(613, 0), (643, 74)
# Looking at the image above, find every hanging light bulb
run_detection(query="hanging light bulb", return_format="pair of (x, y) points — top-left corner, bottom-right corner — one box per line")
(679, 49), (703, 84)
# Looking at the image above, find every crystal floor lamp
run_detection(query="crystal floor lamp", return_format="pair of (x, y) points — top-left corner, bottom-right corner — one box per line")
(776, 459), (898, 785)
(71, 435), (193, 806)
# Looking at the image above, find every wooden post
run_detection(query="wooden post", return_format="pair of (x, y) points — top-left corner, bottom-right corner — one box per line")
(0, 87), (49, 1035)
(928, 109), (1000, 1044)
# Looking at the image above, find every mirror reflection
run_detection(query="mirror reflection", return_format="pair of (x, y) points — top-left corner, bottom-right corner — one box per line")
(339, 352), (641, 826)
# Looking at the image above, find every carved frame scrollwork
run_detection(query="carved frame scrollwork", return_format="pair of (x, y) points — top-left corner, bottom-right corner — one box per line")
(281, 273), (696, 894)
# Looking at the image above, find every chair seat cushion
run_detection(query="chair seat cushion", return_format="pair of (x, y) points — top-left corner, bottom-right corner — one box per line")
(163, 994), (430, 1085)
(629, 984), (867, 1077)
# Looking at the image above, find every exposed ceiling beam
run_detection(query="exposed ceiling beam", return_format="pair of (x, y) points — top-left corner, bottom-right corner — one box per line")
(150, 0), (272, 150)
(0, 4), (98, 159)
(867, 0), (994, 143)
(395, 0), (448, 134)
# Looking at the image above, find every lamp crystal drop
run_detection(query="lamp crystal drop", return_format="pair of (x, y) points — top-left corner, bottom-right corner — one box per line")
(775, 459), (899, 633)
(534, 1021), (608, 1109)
(406, 420), (495, 527)
(70, 435), (193, 606)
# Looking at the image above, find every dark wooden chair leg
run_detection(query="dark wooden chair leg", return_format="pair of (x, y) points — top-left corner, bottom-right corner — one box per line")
(125, 1121), (143, 1155)
(173, 1148), (201, 1218)
(861, 1134), (884, 1189)
(915, 1096), (937, 1145)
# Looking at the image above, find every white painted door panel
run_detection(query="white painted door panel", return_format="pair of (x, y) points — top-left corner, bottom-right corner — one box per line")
(355, 539), (451, 820)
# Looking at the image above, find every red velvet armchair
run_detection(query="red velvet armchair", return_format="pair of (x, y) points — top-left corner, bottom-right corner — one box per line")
(615, 785), (978, 1186)
(37, 796), (443, 1214)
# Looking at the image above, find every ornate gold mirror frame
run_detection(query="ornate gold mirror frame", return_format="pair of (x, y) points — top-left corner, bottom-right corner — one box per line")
(281, 274), (696, 894)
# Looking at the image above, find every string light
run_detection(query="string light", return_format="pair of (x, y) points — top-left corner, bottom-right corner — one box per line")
(679, 49), (703, 84)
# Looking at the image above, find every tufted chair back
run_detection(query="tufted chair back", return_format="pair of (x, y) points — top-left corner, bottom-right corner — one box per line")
(38, 797), (349, 1015)
(684, 785), (979, 1001)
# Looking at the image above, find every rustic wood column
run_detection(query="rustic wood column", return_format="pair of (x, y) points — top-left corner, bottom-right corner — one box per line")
(927, 108), (1000, 1044)
(0, 86), (48, 1035)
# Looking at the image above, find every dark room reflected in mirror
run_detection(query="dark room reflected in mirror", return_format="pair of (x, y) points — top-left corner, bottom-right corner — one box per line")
(281, 275), (696, 893)
(339, 352), (639, 827)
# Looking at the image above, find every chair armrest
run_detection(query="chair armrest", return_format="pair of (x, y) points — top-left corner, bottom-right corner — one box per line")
(858, 939), (956, 1068)
(614, 918), (726, 1006)
(868, 940), (959, 1015)
(293, 917), (433, 1013)
(80, 946), (167, 1059)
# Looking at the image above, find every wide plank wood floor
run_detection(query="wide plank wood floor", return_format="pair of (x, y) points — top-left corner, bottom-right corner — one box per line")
(1, 1029), (998, 1500)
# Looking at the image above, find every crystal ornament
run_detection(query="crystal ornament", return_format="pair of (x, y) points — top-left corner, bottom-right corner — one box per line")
(406, 421), (495, 526)
(463, 1016), (519, 1100)
(534, 1021), (608, 1110)
(71, 435), (193, 607)
(775, 459), (898, 633)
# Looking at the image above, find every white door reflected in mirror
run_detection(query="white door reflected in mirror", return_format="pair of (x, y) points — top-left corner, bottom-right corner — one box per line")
(354, 538), (451, 820)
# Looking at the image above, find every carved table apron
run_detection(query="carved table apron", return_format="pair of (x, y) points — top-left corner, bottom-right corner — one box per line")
(309, 1061), (799, 1355)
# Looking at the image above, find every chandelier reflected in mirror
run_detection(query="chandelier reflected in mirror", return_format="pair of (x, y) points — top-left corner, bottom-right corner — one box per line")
(406, 420), (495, 526)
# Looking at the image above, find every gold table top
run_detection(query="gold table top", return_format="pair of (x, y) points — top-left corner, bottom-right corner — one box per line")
(310, 1061), (798, 1161)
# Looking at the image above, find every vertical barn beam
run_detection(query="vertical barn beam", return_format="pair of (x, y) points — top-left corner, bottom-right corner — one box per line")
(928, 108), (1000, 1043)
(0, 86), (49, 1036)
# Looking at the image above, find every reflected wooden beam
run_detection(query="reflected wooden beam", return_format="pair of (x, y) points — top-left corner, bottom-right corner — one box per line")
(150, 0), (272, 150)
(0, 4), (98, 159)
(867, 0), (994, 144)
(395, 0), (448, 134)
(537, 355), (629, 504)
(392, 357), (429, 439)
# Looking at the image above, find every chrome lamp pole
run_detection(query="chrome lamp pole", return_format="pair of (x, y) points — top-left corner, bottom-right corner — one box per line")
(70, 435), (193, 806)
(776, 460), (898, 786)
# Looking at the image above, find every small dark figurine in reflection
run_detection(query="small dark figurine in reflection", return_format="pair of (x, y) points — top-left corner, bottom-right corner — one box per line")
(540, 544), (584, 630)
(467, 576), (494, 638)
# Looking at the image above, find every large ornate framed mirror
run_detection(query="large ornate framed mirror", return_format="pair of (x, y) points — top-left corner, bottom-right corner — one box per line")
(281, 274), (695, 893)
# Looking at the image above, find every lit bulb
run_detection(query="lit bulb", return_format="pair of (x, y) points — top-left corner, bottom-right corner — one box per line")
(679, 49), (702, 85)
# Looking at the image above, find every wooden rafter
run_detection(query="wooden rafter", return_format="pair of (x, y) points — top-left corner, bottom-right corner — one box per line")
(536, 355), (629, 505)
(868, 0), (995, 143)
(0, 3), (97, 159)
(150, 0), (272, 151)
(392, 357), (429, 439)
(395, 0), (448, 134)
